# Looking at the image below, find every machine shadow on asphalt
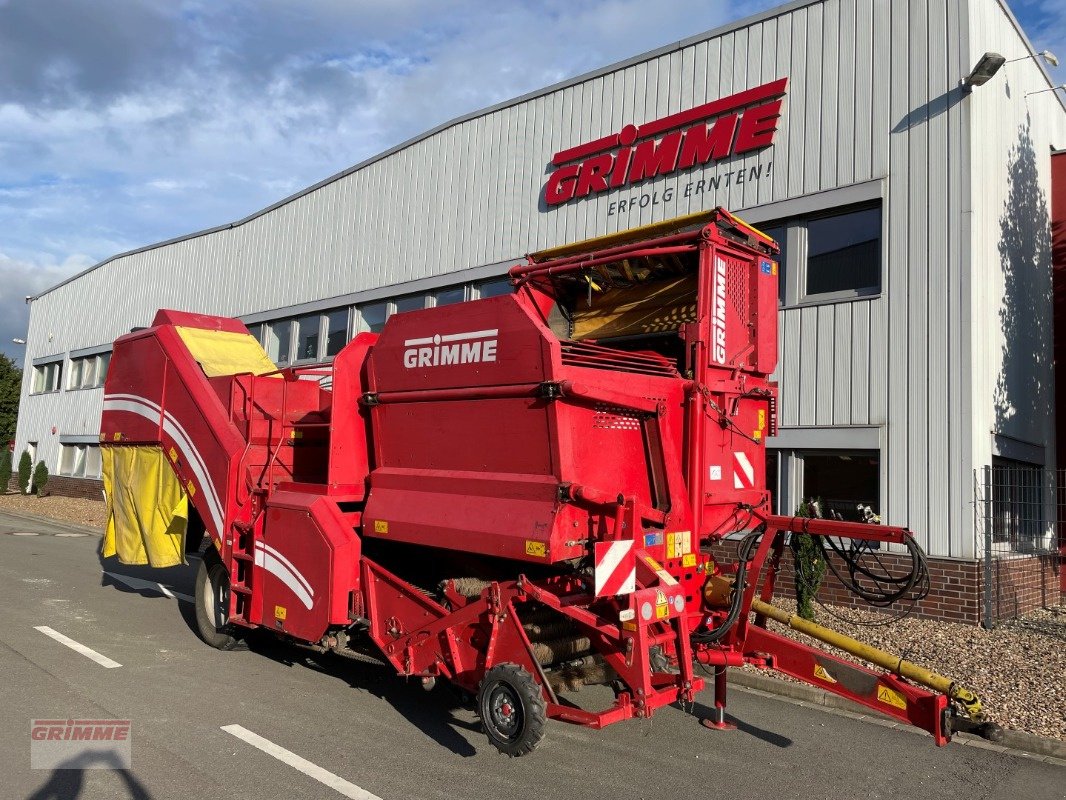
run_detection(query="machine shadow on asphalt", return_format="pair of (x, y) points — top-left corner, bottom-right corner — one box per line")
(683, 700), (793, 749)
(246, 639), (484, 757)
(96, 550), (202, 638)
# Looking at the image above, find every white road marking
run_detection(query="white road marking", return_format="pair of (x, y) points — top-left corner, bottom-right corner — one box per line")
(11, 532), (39, 536)
(102, 571), (194, 603)
(55, 533), (88, 537)
(221, 725), (382, 800)
(34, 626), (122, 669)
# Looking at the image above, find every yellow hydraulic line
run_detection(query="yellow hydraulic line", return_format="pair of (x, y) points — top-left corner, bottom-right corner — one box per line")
(750, 598), (983, 719)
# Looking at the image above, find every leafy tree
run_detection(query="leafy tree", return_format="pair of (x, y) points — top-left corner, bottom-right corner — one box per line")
(0, 450), (11, 493)
(32, 461), (49, 496)
(17, 450), (31, 494)
(793, 498), (827, 621)
(0, 353), (21, 444)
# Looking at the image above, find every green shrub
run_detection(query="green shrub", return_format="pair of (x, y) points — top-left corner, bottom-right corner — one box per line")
(17, 450), (31, 494)
(0, 450), (11, 493)
(32, 461), (49, 496)
(793, 498), (827, 621)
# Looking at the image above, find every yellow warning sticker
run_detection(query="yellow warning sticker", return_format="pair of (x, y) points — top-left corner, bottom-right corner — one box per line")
(274, 605), (287, 621)
(374, 520), (389, 534)
(645, 557), (665, 572)
(682, 553), (697, 568)
(186, 480), (196, 497)
(113, 432), (122, 441)
(168, 447), (178, 462)
(753, 430), (762, 440)
(814, 665), (837, 684)
(758, 409), (766, 430)
(655, 590), (668, 605)
(666, 530), (692, 559)
(525, 540), (547, 558)
(656, 604), (670, 619)
(877, 685), (908, 710)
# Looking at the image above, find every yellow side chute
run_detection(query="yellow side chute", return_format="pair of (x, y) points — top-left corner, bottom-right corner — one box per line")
(101, 446), (188, 567)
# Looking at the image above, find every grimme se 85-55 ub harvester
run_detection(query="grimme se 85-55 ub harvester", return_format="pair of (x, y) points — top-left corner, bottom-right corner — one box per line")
(99, 208), (999, 755)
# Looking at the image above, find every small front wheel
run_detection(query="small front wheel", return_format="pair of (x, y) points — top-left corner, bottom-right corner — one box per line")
(477, 663), (547, 756)
(194, 551), (242, 651)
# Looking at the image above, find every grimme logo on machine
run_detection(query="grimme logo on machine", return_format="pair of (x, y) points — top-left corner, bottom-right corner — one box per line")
(403, 329), (498, 368)
(711, 256), (728, 364)
(543, 77), (787, 206)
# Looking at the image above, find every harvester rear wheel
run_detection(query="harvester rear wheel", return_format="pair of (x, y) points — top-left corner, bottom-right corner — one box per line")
(478, 664), (546, 756)
(195, 551), (241, 651)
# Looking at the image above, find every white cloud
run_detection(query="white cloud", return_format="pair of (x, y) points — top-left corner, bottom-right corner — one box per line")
(0, 0), (779, 358)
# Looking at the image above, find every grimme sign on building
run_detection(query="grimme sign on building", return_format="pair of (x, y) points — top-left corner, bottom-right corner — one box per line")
(543, 77), (788, 215)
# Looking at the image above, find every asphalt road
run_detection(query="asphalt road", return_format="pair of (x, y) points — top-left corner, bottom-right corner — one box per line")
(0, 511), (1062, 800)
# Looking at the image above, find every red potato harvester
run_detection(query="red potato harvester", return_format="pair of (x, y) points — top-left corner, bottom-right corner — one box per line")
(99, 208), (1000, 755)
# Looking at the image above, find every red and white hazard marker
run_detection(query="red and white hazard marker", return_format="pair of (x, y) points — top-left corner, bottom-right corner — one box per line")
(733, 452), (755, 489)
(593, 540), (636, 597)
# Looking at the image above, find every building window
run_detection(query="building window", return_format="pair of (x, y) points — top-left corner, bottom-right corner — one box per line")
(356, 301), (388, 334)
(804, 205), (881, 297)
(31, 360), (62, 394)
(392, 294), (426, 315)
(990, 457), (1044, 548)
(477, 277), (512, 299)
(295, 314), (320, 362)
(801, 450), (880, 522)
(67, 352), (110, 390)
(59, 444), (102, 479)
(265, 320), (292, 366)
(324, 308), (350, 357)
(434, 286), (466, 307)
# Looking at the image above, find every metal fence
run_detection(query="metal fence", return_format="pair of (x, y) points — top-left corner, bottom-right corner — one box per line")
(974, 464), (1065, 628)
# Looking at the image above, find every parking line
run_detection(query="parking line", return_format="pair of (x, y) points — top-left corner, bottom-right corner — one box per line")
(103, 570), (194, 603)
(34, 626), (122, 669)
(221, 724), (382, 800)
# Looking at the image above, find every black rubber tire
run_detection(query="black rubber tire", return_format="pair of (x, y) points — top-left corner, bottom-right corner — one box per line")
(184, 508), (206, 555)
(194, 550), (241, 651)
(477, 663), (547, 756)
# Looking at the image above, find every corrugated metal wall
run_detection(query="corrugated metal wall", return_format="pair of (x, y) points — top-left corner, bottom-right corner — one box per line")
(16, 0), (1066, 558)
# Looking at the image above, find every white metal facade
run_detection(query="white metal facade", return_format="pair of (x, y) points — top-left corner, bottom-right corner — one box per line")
(16, 0), (1066, 559)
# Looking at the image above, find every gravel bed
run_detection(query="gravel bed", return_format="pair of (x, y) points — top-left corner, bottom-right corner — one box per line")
(2, 492), (1061, 740)
(0, 492), (107, 529)
(742, 597), (1066, 741)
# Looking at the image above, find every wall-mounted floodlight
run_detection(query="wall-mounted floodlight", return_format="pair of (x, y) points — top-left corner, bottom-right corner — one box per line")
(11, 338), (25, 345)
(964, 52), (1006, 87)
(1006, 50), (1060, 68)
(1025, 84), (1066, 97)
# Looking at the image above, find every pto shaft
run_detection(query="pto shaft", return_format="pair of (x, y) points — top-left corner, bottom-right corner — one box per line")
(750, 598), (983, 719)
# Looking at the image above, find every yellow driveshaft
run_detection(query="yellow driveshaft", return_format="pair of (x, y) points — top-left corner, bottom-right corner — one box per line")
(750, 598), (984, 720)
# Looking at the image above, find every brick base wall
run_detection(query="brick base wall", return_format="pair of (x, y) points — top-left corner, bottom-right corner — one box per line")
(709, 538), (1061, 626)
(7, 475), (104, 500)
(987, 553), (1063, 623)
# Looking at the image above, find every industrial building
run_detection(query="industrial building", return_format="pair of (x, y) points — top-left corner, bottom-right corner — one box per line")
(15, 0), (1066, 621)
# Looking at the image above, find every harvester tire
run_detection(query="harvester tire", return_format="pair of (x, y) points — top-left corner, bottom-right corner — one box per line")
(478, 663), (546, 756)
(195, 551), (242, 651)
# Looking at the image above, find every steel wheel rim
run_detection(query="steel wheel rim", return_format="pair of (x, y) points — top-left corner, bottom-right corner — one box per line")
(202, 564), (229, 630)
(487, 682), (523, 740)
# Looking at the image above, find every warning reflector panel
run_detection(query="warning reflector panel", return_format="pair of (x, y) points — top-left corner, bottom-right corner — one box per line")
(594, 540), (636, 597)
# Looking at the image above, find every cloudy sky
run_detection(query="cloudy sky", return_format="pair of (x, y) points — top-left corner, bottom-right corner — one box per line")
(1, 0), (1063, 362)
